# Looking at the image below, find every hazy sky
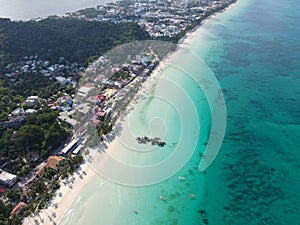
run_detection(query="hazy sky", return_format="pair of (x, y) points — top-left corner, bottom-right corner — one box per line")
(0, 0), (112, 20)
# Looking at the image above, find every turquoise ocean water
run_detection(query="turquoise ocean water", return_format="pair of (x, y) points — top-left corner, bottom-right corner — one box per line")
(59, 0), (300, 224)
(191, 0), (300, 224)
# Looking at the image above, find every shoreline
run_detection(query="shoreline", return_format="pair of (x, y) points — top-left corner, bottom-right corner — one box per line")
(22, 1), (240, 224)
(23, 69), (162, 225)
(178, 0), (240, 46)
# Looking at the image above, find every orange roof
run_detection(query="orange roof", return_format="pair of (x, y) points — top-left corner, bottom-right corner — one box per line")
(36, 167), (45, 176)
(46, 156), (64, 170)
(10, 202), (27, 216)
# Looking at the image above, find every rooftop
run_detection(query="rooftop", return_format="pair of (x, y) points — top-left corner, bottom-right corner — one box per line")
(0, 169), (17, 184)
(10, 202), (27, 216)
(46, 156), (64, 170)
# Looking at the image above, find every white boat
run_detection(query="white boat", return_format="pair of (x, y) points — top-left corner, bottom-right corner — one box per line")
(189, 193), (196, 199)
(159, 195), (167, 201)
(178, 176), (185, 181)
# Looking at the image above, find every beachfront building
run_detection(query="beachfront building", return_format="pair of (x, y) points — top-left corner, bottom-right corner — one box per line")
(36, 155), (65, 176)
(0, 169), (18, 187)
(72, 145), (83, 155)
(60, 139), (80, 156)
(46, 156), (65, 170)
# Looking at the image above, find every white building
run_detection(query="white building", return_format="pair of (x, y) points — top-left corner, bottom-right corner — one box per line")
(25, 96), (39, 107)
(60, 139), (80, 156)
(25, 109), (37, 114)
(0, 169), (17, 187)
(76, 84), (96, 99)
(11, 108), (25, 117)
(56, 76), (69, 86)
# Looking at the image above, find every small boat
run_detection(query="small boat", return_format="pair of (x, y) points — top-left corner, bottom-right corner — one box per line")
(178, 176), (185, 181)
(189, 193), (196, 199)
(132, 210), (139, 214)
(159, 195), (167, 201)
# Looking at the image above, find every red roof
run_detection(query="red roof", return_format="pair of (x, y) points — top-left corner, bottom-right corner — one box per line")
(95, 94), (105, 101)
(0, 185), (6, 193)
(10, 202), (27, 216)
(96, 94), (104, 99)
(99, 111), (106, 117)
(92, 117), (100, 125)
(83, 82), (93, 88)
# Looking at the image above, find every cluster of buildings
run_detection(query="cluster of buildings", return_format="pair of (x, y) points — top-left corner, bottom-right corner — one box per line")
(69, 0), (235, 37)
(1, 96), (39, 130)
(4, 55), (84, 86)
(0, 139), (82, 216)
(56, 50), (158, 138)
(0, 97), (41, 190)
(80, 52), (158, 130)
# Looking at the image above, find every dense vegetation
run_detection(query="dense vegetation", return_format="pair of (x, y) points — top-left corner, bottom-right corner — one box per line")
(0, 108), (71, 175)
(0, 17), (149, 70)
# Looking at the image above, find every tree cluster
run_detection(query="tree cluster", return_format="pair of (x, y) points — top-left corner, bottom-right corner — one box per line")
(0, 109), (70, 172)
(0, 17), (149, 71)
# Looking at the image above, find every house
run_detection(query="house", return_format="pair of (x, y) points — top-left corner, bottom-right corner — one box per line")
(11, 108), (25, 117)
(36, 163), (47, 177)
(132, 65), (144, 75)
(94, 94), (106, 104)
(63, 98), (73, 107)
(0, 185), (6, 194)
(25, 96), (39, 107)
(92, 116), (101, 125)
(1, 160), (18, 173)
(76, 83), (96, 99)
(0, 169), (17, 187)
(46, 156), (64, 170)
(0, 157), (10, 167)
(103, 88), (116, 99)
(56, 76), (69, 86)
(25, 109), (37, 114)
(1, 115), (25, 130)
(10, 202), (27, 216)
(35, 155), (66, 176)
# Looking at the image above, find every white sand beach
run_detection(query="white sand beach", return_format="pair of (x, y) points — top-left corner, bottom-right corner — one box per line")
(23, 61), (165, 225)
